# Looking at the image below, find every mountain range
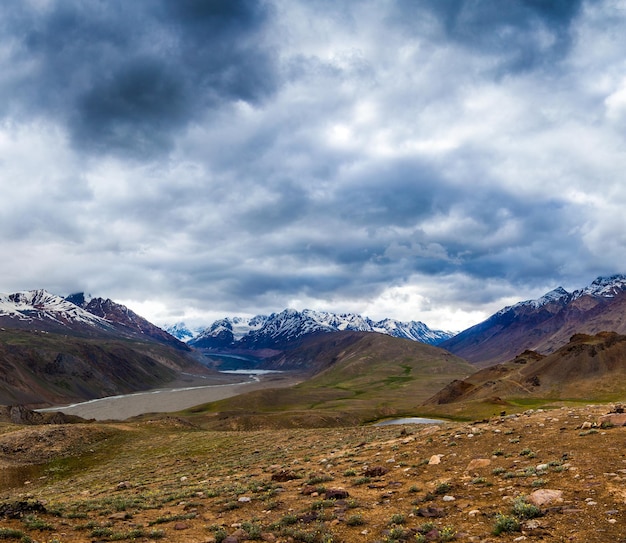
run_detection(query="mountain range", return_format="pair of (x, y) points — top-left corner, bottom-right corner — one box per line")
(167, 309), (455, 351)
(4, 273), (626, 410)
(441, 274), (626, 366)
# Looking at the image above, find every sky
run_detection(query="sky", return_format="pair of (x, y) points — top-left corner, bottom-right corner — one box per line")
(2, 0), (626, 332)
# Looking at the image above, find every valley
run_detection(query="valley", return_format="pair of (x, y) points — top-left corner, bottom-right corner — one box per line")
(4, 276), (626, 541)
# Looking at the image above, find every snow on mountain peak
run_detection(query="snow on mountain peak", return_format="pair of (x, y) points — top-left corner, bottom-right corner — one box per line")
(184, 308), (455, 349)
(577, 274), (626, 298)
(0, 289), (110, 327)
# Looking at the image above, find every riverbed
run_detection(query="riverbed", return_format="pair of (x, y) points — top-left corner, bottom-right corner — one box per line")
(38, 371), (299, 421)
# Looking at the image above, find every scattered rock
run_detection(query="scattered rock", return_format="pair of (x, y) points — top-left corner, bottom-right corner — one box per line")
(271, 470), (299, 482)
(364, 465), (388, 477)
(0, 500), (46, 519)
(325, 488), (349, 500)
(415, 506), (446, 518)
(598, 413), (626, 426)
(173, 522), (189, 530)
(528, 489), (563, 506)
(428, 454), (443, 465)
(465, 458), (491, 471)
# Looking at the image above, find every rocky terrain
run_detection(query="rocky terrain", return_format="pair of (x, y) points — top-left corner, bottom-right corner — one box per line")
(1, 404), (626, 542)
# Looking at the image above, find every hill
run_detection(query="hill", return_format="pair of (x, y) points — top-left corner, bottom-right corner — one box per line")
(424, 331), (626, 417)
(440, 274), (626, 366)
(180, 332), (475, 429)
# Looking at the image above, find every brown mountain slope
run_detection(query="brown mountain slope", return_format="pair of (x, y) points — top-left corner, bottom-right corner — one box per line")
(426, 331), (626, 409)
(441, 276), (626, 366)
(0, 329), (212, 407)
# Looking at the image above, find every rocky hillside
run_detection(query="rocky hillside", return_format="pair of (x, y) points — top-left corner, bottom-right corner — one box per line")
(440, 274), (626, 366)
(1, 404), (625, 542)
(426, 331), (626, 410)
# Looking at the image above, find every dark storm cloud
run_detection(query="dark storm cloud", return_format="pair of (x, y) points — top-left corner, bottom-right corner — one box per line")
(394, 0), (584, 73)
(0, 0), (277, 157)
(333, 160), (443, 228)
(2, 0), (626, 330)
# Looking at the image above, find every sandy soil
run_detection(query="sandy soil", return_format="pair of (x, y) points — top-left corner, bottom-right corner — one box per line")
(40, 372), (300, 421)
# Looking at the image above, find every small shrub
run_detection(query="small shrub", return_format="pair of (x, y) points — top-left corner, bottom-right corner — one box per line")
(277, 513), (298, 527)
(208, 525), (228, 543)
(242, 521), (263, 540)
(512, 496), (542, 520)
(492, 513), (520, 535)
(0, 528), (31, 541)
(311, 499), (334, 510)
(435, 482), (452, 495)
(387, 526), (406, 540)
(343, 468), (357, 477)
(440, 525), (456, 541)
(346, 514), (364, 526)
(91, 527), (114, 538)
(353, 476), (371, 486)
(388, 513), (405, 525)
(307, 474), (334, 485)
(22, 515), (54, 531)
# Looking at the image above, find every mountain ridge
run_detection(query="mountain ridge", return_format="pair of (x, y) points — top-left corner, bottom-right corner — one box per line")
(441, 274), (626, 366)
(169, 309), (454, 351)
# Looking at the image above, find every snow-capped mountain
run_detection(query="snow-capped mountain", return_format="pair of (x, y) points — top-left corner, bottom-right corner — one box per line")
(183, 309), (455, 350)
(0, 289), (111, 329)
(574, 274), (626, 298)
(0, 289), (187, 350)
(163, 322), (200, 342)
(440, 274), (626, 366)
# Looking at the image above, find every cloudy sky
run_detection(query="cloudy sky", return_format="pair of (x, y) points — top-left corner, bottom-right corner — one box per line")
(2, 0), (626, 332)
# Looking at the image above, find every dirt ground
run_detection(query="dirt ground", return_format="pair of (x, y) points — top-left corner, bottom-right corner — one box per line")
(1, 403), (626, 542)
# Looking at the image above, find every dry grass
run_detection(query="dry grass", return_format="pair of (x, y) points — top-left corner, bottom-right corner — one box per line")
(1, 404), (626, 542)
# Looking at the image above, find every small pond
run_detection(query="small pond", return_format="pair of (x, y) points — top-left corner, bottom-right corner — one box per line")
(374, 417), (444, 426)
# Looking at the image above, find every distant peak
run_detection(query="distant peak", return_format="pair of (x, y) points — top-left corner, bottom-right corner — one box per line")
(578, 274), (626, 298)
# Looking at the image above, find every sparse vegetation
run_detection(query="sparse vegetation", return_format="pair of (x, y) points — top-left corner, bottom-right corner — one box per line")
(492, 513), (520, 535)
(0, 404), (624, 543)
